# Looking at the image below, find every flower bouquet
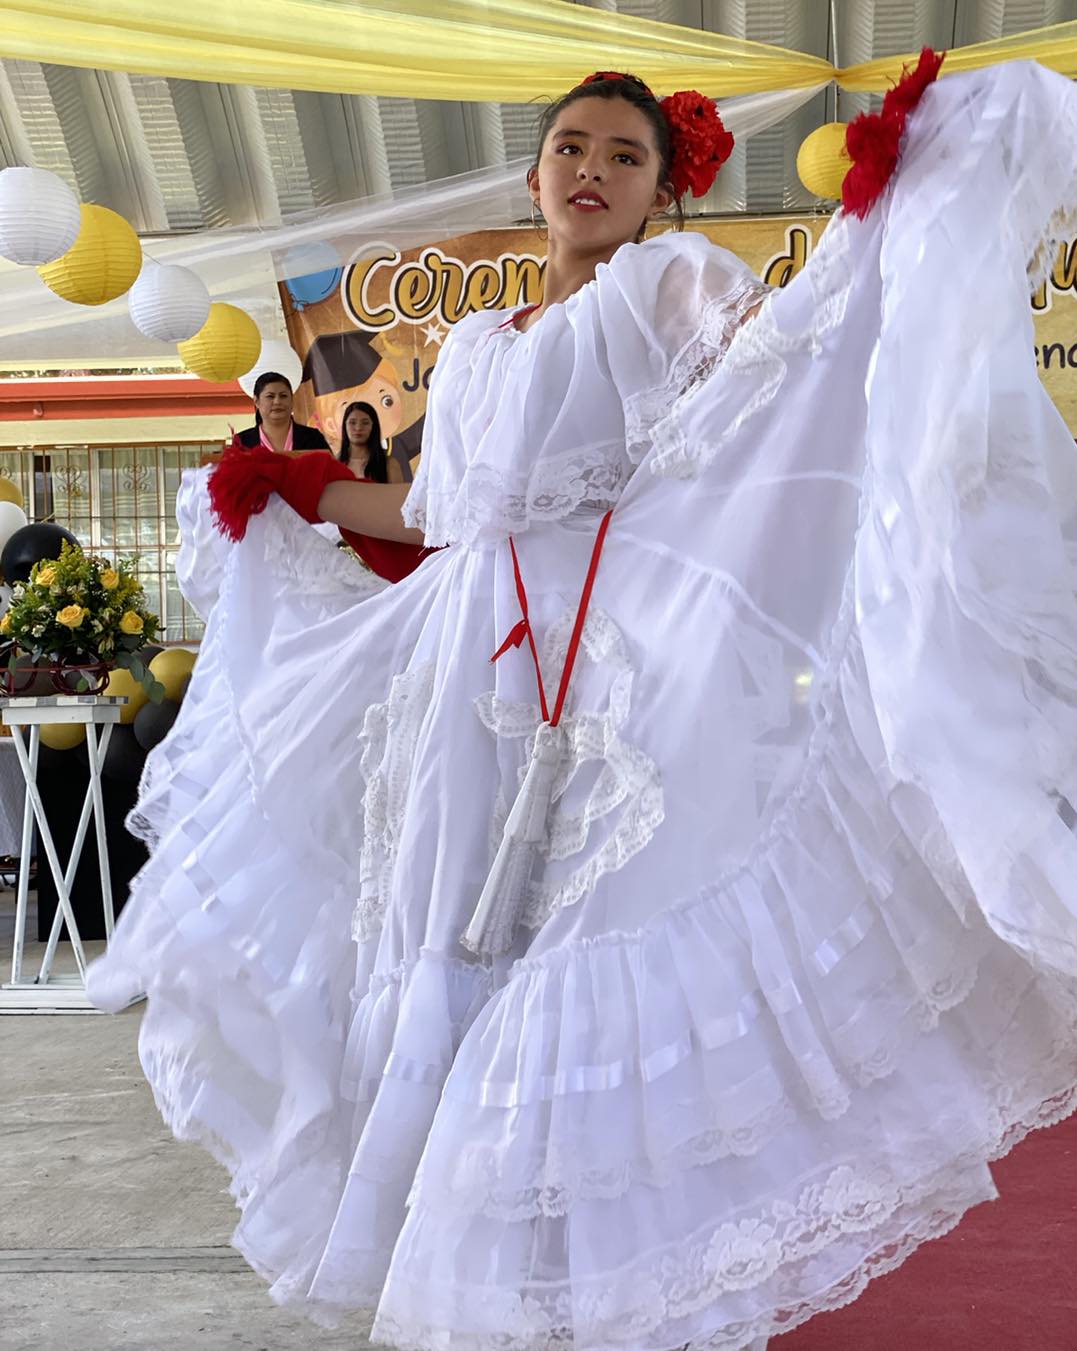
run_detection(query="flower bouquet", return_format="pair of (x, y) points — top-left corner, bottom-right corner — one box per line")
(0, 541), (164, 699)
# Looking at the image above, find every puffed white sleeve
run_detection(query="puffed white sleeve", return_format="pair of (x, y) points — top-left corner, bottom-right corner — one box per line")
(597, 231), (772, 468)
(174, 464), (234, 620)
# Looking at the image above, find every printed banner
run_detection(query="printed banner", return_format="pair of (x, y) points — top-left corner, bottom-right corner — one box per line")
(281, 218), (1077, 475)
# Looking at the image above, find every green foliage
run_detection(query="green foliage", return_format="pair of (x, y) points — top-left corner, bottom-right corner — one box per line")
(1, 541), (161, 697)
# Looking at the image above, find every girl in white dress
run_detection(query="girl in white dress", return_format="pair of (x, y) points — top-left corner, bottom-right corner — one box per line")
(89, 59), (1077, 1351)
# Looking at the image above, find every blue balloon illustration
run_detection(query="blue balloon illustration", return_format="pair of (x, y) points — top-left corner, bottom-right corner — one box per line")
(285, 266), (343, 310)
(282, 243), (342, 311)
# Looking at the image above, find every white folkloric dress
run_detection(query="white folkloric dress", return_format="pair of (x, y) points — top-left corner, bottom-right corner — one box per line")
(89, 62), (1077, 1351)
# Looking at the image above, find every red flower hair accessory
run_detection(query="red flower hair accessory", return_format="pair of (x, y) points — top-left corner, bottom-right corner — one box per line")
(576, 73), (734, 199)
(660, 90), (735, 199)
(842, 47), (945, 219)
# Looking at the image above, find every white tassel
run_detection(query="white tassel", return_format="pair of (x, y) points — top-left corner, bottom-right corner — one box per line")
(462, 721), (565, 957)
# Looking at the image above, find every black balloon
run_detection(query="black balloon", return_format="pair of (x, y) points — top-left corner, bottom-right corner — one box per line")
(101, 723), (145, 782)
(1, 523), (80, 585)
(132, 697), (180, 752)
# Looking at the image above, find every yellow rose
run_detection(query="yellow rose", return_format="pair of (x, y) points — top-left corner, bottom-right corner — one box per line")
(119, 610), (144, 635)
(36, 565), (57, 586)
(100, 569), (120, 591)
(56, 604), (86, 628)
(0, 613), (10, 634)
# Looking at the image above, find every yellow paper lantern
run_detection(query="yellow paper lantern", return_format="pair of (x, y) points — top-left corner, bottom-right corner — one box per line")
(796, 123), (852, 200)
(178, 303), (261, 382)
(39, 721), (86, 751)
(0, 477), (24, 510)
(105, 665), (149, 725)
(149, 647), (196, 702)
(37, 204), (142, 306)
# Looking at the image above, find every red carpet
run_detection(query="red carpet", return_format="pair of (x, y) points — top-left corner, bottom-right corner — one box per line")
(779, 1114), (1077, 1350)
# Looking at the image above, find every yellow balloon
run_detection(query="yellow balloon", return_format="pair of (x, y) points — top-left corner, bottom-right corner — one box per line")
(105, 665), (149, 725)
(39, 722), (86, 751)
(149, 647), (196, 702)
(796, 122), (851, 200)
(0, 478), (24, 510)
(177, 303), (261, 383)
(37, 204), (142, 306)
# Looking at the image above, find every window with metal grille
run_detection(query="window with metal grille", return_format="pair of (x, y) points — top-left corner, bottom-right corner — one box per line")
(0, 444), (211, 643)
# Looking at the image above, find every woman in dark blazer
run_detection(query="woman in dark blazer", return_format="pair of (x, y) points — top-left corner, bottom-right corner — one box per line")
(236, 371), (330, 453)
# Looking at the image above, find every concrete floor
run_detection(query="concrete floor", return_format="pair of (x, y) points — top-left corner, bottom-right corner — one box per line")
(0, 1007), (375, 1351)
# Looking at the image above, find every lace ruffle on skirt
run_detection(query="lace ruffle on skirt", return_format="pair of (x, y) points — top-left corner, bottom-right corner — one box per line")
(371, 613), (1077, 1351)
(477, 604), (665, 935)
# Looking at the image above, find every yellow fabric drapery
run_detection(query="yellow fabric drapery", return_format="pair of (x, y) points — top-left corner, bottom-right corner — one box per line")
(0, 0), (1074, 102)
(839, 20), (1077, 90)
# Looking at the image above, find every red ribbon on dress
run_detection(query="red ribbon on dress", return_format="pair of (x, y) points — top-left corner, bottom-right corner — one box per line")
(490, 508), (614, 728)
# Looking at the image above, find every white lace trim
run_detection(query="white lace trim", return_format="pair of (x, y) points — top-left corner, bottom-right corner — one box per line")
(353, 662), (436, 941)
(475, 605), (665, 934)
(623, 274), (773, 471)
(638, 218), (853, 482)
(424, 1098), (799, 1224)
(403, 443), (632, 548)
(376, 1085), (1077, 1351)
(412, 947), (993, 1227)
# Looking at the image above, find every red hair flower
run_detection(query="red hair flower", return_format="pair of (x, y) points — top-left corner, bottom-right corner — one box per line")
(842, 47), (945, 219)
(660, 90), (735, 199)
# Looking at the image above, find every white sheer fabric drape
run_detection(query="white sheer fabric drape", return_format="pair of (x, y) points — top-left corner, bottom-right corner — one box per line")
(0, 86), (825, 363)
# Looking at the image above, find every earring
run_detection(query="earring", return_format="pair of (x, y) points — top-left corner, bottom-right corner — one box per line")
(530, 200), (548, 242)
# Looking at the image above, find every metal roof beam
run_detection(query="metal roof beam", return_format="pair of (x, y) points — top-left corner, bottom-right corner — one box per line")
(291, 91), (395, 203)
(0, 62), (33, 169)
(168, 79), (280, 227)
(38, 65), (169, 231)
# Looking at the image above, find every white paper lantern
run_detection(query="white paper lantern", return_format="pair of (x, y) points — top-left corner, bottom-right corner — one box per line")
(0, 501), (28, 556)
(238, 338), (304, 398)
(128, 259), (211, 342)
(0, 167), (81, 266)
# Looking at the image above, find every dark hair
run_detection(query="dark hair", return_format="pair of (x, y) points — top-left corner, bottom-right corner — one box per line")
(531, 74), (684, 237)
(251, 371), (292, 426)
(339, 401), (389, 482)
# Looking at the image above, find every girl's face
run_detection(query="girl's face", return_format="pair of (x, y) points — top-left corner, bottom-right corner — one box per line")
(345, 408), (374, 448)
(255, 380), (293, 422)
(529, 96), (672, 254)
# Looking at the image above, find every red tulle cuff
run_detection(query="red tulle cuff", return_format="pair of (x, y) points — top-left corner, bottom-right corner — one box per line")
(842, 47), (945, 220)
(208, 443), (356, 541)
(208, 442), (279, 541)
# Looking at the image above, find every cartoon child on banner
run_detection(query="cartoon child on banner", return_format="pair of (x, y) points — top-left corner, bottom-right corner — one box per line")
(300, 331), (423, 482)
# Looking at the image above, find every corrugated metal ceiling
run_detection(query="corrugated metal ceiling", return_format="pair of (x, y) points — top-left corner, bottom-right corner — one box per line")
(0, 0), (1073, 237)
